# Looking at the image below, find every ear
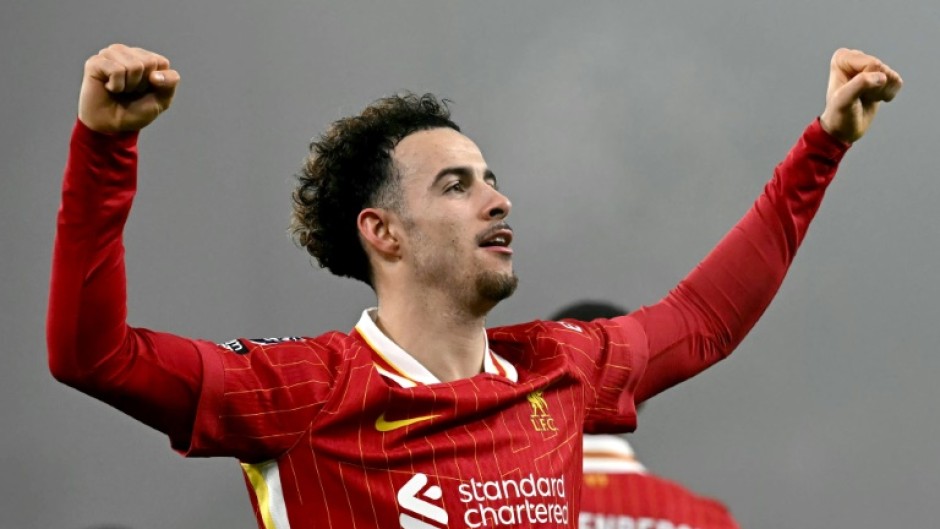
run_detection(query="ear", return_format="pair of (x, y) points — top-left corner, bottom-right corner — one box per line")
(357, 207), (401, 258)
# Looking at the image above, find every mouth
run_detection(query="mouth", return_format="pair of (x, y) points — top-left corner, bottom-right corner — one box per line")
(478, 224), (514, 255)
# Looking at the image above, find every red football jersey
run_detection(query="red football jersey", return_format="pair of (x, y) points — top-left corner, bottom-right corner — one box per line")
(194, 309), (647, 529)
(580, 436), (739, 529)
(49, 119), (848, 529)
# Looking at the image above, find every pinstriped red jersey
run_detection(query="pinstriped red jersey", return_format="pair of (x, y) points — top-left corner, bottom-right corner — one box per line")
(193, 309), (647, 528)
(49, 119), (848, 529)
(580, 436), (739, 529)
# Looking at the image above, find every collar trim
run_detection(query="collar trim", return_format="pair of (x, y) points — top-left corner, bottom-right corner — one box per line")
(355, 308), (518, 387)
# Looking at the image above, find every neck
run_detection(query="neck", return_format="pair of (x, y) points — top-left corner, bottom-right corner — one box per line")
(373, 287), (492, 383)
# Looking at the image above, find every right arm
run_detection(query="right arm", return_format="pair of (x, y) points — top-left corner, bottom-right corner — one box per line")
(46, 45), (203, 446)
(48, 46), (336, 460)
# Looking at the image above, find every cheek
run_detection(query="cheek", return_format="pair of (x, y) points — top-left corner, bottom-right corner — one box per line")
(409, 219), (463, 254)
(423, 212), (465, 243)
(434, 223), (463, 252)
(409, 203), (476, 252)
(447, 219), (473, 247)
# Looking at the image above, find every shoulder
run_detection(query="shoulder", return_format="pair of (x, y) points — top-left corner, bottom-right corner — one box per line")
(488, 316), (646, 350)
(489, 317), (650, 384)
(212, 330), (371, 369)
(486, 319), (583, 354)
(486, 318), (621, 367)
(215, 335), (305, 355)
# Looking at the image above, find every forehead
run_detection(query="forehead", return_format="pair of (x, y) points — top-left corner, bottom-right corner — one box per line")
(391, 128), (486, 180)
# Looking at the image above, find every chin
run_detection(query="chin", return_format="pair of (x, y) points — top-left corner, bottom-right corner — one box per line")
(477, 271), (519, 303)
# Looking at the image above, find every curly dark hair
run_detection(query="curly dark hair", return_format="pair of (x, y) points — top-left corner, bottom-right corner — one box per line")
(290, 93), (459, 286)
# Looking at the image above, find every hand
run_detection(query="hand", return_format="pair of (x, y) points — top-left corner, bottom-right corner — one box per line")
(78, 44), (180, 133)
(819, 48), (902, 144)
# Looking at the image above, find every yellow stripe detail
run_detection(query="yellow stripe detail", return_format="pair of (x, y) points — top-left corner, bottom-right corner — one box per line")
(242, 462), (277, 529)
(582, 450), (638, 462)
(373, 362), (417, 388)
(356, 324), (419, 383)
(489, 350), (506, 377)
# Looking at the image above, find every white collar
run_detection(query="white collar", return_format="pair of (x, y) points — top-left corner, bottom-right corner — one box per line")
(355, 308), (518, 387)
(582, 435), (647, 474)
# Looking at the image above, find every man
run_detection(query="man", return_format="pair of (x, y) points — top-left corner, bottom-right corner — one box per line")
(552, 302), (739, 529)
(47, 43), (901, 529)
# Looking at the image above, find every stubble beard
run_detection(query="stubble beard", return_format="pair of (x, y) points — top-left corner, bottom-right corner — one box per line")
(404, 215), (518, 310)
(416, 262), (519, 311)
(475, 269), (519, 303)
(412, 252), (519, 313)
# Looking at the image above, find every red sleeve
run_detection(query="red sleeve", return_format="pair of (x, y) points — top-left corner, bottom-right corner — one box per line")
(47, 120), (207, 448)
(47, 121), (336, 461)
(46, 122), (246, 454)
(632, 119), (850, 402)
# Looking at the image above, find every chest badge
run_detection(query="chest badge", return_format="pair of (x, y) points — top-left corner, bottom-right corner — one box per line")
(527, 389), (558, 432)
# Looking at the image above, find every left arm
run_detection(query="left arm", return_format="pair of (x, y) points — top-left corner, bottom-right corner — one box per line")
(633, 119), (844, 402)
(632, 48), (902, 402)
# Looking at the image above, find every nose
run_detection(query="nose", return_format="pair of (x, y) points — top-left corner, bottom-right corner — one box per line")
(485, 187), (512, 220)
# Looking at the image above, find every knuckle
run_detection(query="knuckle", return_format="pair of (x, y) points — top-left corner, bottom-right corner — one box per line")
(146, 55), (166, 70)
(127, 59), (146, 75)
(85, 55), (112, 72)
(133, 47), (156, 62)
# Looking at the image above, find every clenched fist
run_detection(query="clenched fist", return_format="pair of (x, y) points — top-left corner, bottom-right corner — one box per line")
(819, 48), (902, 144)
(79, 44), (180, 133)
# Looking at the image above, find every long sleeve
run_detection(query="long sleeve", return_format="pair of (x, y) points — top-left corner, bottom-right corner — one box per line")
(633, 119), (850, 403)
(47, 120), (204, 448)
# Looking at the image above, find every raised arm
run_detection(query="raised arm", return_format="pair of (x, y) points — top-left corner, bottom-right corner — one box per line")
(632, 48), (902, 402)
(46, 45), (203, 445)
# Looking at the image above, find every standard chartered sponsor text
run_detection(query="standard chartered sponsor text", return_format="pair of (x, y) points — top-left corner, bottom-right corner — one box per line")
(458, 474), (569, 527)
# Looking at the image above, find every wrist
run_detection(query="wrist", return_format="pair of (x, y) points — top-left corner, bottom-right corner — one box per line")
(817, 113), (856, 145)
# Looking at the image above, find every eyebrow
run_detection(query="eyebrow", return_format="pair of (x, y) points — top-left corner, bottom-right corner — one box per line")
(430, 166), (498, 189)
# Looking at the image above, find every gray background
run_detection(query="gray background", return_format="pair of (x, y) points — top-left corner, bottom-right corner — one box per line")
(2, 1), (936, 528)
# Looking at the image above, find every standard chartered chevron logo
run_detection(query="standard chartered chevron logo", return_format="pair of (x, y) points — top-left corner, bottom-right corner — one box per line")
(397, 473), (448, 529)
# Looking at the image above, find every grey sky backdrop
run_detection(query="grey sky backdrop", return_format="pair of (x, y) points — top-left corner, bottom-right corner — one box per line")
(2, 1), (937, 528)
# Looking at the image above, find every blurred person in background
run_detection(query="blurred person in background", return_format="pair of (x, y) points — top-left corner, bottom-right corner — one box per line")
(552, 301), (739, 529)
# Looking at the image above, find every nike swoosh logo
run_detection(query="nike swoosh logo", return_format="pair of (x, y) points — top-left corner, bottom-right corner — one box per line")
(375, 412), (440, 432)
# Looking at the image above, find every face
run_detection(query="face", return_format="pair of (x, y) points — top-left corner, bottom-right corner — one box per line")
(390, 127), (518, 309)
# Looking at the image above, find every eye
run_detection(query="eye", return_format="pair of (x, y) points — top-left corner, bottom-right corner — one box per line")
(445, 181), (466, 194)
